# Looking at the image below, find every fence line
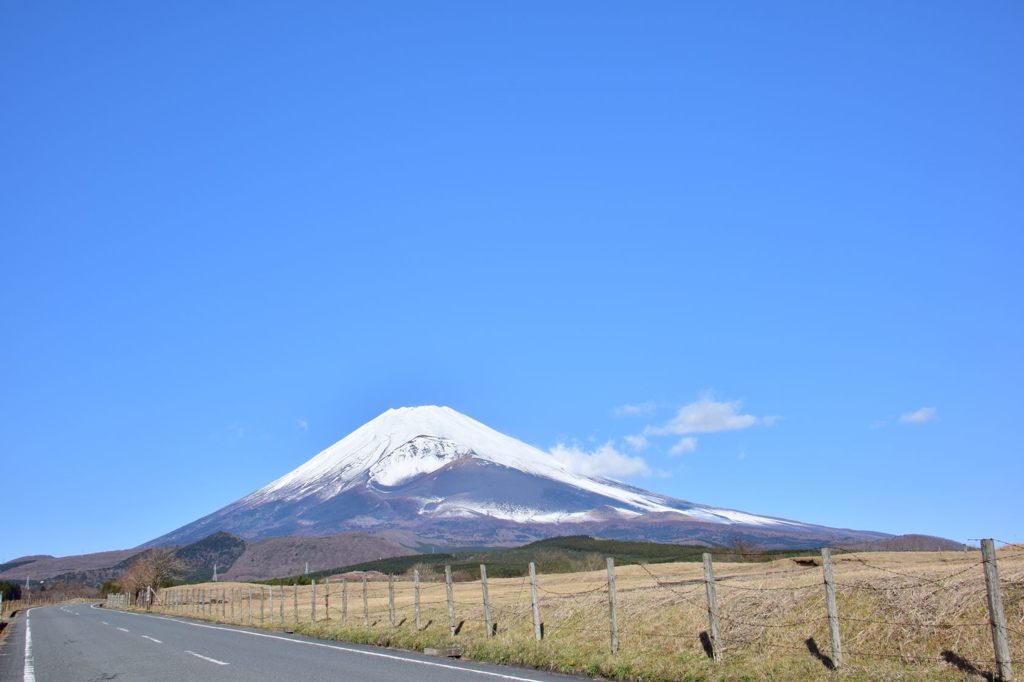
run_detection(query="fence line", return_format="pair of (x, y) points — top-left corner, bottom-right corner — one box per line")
(97, 539), (1021, 678)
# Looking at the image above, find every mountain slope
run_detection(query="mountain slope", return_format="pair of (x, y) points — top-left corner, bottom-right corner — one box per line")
(1, 531), (412, 587)
(146, 406), (888, 549)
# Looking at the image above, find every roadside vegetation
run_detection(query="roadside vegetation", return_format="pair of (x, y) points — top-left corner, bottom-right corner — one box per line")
(127, 545), (1024, 681)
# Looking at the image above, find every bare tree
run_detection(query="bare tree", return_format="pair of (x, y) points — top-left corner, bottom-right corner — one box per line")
(119, 549), (186, 605)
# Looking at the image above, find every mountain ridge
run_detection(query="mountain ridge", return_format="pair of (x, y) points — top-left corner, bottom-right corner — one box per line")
(144, 405), (889, 549)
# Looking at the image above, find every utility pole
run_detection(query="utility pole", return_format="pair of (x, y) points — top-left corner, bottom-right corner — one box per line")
(213, 564), (218, 582)
(305, 561), (309, 576)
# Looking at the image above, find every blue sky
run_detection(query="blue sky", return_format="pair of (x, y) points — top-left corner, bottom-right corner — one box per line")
(2, 2), (1021, 560)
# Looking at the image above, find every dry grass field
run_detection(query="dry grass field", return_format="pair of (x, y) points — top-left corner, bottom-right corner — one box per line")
(144, 546), (1024, 681)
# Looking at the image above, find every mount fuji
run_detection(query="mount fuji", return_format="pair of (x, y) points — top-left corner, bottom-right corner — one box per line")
(147, 406), (887, 549)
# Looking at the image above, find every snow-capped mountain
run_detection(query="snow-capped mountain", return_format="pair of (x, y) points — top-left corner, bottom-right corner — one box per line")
(146, 406), (887, 548)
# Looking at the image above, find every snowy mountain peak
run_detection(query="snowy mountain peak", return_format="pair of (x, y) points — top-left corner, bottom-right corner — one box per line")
(242, 406), (790, 522)
(367, 436), (474, 487)
(248, 405), (658, 508)
(146, 405), (891, 549)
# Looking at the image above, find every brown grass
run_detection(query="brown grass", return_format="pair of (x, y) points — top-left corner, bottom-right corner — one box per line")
(141, 546), (1024, 681)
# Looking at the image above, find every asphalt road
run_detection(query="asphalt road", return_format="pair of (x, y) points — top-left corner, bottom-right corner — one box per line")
(0, 603), (587, 682)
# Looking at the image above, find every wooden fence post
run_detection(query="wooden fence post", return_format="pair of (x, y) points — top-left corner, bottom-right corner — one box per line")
(278, 585), (284, 623)
(247, 590), (253, 624)
(362, 575), (369, 626)
(293, 582), (298, 623)
(606, 557), (619, 654)
(388, 574), (395, 626)
(445, 565), (456, 635)
(268, 585), (274, 625)
(341, 579), (348, 626)
(981, 539), (1014, 681)
(480, 564), (493, 637)
(703, 552), (721, 663)
(325, 577), (330, 621)
(821, 548), (843, 668)
(414, 570), (421, 630)
(311, 579), (317, 622)
(260, 587), (266, 625)
(529, 561), (542, 641)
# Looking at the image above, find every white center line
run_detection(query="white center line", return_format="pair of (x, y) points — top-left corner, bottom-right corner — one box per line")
(116, 627), (130, 633)
(141, 635), (162, 644)
(184, 650), (229, 665)
(23, 609), (35, 682)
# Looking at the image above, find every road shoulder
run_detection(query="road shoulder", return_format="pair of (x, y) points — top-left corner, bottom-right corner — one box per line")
(0, 608), (25, 682)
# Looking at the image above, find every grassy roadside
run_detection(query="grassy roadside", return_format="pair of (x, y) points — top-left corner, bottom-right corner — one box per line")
(132, 548), (1024, 681)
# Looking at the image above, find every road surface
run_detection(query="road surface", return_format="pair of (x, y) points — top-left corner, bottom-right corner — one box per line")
(0, 603), (586, 681)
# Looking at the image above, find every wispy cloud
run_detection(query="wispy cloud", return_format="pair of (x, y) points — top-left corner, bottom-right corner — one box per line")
(549, 442), (651, 479)
(623, 434), (649, 450)
(899, 407), (937, 425)
(296, 418), (309, 432)
(613, 402), (656, 417)
(669, 437), (698, 456)
(648, 397), (766, 435)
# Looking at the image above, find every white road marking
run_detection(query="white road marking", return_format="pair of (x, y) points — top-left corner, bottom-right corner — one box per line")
(185, 650), (229, 665)
(141, 635), (162, 644)
(101, 621), (109, 626)
(104, 606), (554, 682)
(116, 627), (130, 632)
(23, 608), (35, 682)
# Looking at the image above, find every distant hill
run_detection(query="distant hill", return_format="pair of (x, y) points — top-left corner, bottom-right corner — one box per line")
(174, 531), (248, 581)
(222, 532), (410, 581)
(0, 549), (139, 584)
(0, 531), (413, 587)
(268, 535), (825, 584)
(839, 534), (966, 552)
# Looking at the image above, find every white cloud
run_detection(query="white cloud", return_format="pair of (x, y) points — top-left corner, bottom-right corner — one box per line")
(614, 402), (656, 417)
(549, 441), (651, 479)
(296, 418), (309, 432)
(623, 434), (649, 450)
(648, 397), (763, 435)
(899, 407), (937, 425)
(669, 437), (698, 456)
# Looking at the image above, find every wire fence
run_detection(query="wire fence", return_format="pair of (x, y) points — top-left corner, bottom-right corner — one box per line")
(103, 540), (1024, 677)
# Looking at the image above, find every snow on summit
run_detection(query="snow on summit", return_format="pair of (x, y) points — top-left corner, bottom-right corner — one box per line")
(241, 405), (795, 525)
(250, 405), (664, 506)
(145, 404), (889, 548)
